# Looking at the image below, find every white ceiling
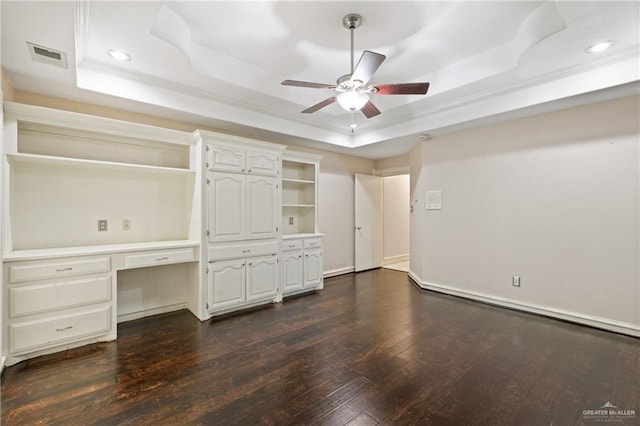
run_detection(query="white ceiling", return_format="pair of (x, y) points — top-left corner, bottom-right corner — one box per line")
(2, 1), (639, 159)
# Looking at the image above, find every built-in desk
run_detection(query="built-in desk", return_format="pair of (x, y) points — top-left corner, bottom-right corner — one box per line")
(2, 240), (200, 366)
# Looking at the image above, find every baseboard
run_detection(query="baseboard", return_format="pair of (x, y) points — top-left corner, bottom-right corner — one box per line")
(408, 271), (640, 338)
(383, 254), (409, 265)
(324, 267), (355, 278)
(117, 302), (187, 324)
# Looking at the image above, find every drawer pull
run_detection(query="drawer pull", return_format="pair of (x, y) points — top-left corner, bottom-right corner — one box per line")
(242, 250), (251, 253)
(288, 244), (295, 248)
(56, 326), (73, 332)
(55, 267), (73, 272)
(156, 257), (169, 261)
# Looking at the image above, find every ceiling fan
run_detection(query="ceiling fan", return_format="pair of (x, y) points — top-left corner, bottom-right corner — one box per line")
(282, 14), (430, 119)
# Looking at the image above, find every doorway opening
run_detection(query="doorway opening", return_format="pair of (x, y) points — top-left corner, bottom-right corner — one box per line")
(354, 173), (410, 273)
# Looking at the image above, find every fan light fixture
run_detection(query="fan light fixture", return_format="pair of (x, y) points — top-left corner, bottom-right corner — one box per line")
(337, 91), (369, 111)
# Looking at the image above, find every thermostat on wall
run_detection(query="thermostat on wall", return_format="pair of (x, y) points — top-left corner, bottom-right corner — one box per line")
(426, 190), (442, 210)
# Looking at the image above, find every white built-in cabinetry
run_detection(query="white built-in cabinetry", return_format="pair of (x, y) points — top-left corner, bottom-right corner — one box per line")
(195, 132), (286, 315)
(1, 103), (202, 366)
(281, 152), (324, 297)
(1, 104), (324, 367)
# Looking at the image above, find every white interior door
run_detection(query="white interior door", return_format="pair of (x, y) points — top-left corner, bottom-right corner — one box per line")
(355, 174), (383, 272)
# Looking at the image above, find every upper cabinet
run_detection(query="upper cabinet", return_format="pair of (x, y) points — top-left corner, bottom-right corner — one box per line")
(281, 152), (323, 236)
(206, 142), (279, 177)
(197, 132), (286, 245)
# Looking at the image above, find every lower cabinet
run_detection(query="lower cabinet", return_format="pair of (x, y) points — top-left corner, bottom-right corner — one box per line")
(3, 255), (116, 363)
(282, 236), (323, 296)
(207, 241), (279, 314)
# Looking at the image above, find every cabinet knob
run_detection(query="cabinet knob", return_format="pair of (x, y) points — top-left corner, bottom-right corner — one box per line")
(248, 169), (252, 172)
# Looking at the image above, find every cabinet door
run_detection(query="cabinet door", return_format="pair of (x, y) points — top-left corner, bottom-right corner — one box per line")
(207, 143), (245, 172)
(246, 150), (279, 176)
(246, 176), (279, 240)
(208, 258), (246, 311)
(208, 172), (246, 242)
(246, 255), (278, 302)
(282, 251), (303, 293)
(304, 249), (323, 288)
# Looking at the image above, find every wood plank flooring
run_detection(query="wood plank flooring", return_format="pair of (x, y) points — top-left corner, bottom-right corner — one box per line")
(2, 269), (638, 425)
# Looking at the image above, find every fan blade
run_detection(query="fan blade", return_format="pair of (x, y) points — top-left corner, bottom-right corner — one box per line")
(374, 82), (430, 95)
(351, 51), (386, 85)
(282, 80), (336, 90)
(302, 97), (337, 114)
(360, 100), (381, 119)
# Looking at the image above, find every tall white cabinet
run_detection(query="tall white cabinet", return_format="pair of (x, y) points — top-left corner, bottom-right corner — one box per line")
(195, 132), (286, 316)
(281, 152), (324, 297)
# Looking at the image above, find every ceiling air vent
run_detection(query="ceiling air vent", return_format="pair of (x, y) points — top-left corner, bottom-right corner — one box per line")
(27, 42), (68, 69)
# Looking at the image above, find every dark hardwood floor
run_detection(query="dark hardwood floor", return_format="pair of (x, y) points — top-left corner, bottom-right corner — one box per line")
(2, 269), (638, 425)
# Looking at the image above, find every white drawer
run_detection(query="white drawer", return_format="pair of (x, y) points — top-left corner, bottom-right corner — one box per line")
(9, 276), (111, 318)
(10, 306), (112, 355)
(9, 257), (111, 283)
(282, 240), (302, 252)
(303, 238), (322, 249)
(209, 241), (278, 261)
(124, 248), (195, 269)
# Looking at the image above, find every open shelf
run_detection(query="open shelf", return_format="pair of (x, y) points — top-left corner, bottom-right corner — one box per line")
(282, 178), (315, 185)
(7, 153), (195, 176)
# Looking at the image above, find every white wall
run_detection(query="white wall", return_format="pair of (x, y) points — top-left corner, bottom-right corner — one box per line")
(383, 174), (410, 260)
(291, 148), (374, 275)
(410, 95), (640, 335)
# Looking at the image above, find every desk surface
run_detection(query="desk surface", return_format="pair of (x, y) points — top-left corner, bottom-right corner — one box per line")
(3, 240), (200, 262)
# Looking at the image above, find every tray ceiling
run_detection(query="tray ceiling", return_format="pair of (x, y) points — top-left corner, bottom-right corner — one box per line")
(2, 1), (639, 158)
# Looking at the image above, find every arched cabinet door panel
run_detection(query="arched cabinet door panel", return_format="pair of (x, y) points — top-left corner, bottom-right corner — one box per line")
(208, 259), (246, 311)
(208, 172), (246, 243)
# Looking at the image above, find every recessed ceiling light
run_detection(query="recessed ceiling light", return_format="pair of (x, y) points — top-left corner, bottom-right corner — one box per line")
(107, 49), (131, 61)
(585, 40), (614, 54)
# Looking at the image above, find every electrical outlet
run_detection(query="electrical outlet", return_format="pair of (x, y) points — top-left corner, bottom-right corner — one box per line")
(512, 276), (521, 287)
(289, 217), (294, 225)
(98, 219), (108, 232)
(123, 219), (131, 231)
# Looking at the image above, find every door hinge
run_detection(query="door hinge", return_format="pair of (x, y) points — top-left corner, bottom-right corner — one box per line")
(276, 227), (279, 232)
(206, 145), (210, 151)
(206, 162), (210, 168)
(206, 303), (209, 309)
(206, 267), (209, 273)
(276, 184), (279, 189)
(206, 230), (210, 236)
(206, 178), (210, 184)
